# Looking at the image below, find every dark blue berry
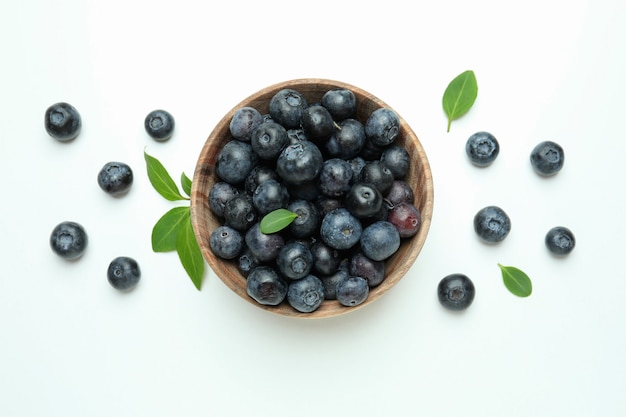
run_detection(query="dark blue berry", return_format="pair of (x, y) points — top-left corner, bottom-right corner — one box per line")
(360, 221), (400, 261)
(45, 102), (81, 142)
(246, 266), (288, 306)
(321, 88), (356, 120)
(319, 158), (353, 197)
(210, 225), (244, 259)
(230, 106), (263, 142)
(269, 88), (308, 129)
(347, 156), (366, 180)
(144, 109), (175, 141)
(277, 241), (314, 280)
(530, 141), (564, 176)
(336, 276), (369, 307)
(466, 131), (499, 167)
(438, 273), (475, 311)
(545, 226), (575, 255)
(208, 182), (240, 218)
(358, 161), (394, 195)
(97, 161), (133, 196)
(385, 180), (414, 206)
(311, 241), (343, 276)
(365, 108), (400, 147)
(287, 199), (320, 238)
(350, 251), (385, 287)
(252, 178), (289, 215)
(276, 141), (324, 185)
(325, 119), (366, 159)
(380, 145), (410, 178)
(244, 222), (285, 263)
(224, 194), (257, 232)
(345, 182), (382, 219)
(473, 205), (511, 243)
(216, 140), (258, 185)
(320, 208), (363, 250)
(320, 261), (349, 300)
(301, 104), (336, 142)
(244, 165), (278, 195)
(107, 256), (141, 291)
(237, 247), (261, 277)
(50, 221), (88, 260)
(287, 275), (325, 313)
(251, 121), (289, 160)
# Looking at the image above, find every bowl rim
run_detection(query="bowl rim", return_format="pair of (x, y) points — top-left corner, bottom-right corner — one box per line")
(190, 78), (434, 319)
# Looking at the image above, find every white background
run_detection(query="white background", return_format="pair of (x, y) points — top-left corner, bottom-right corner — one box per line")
(1, 0), (625, 416)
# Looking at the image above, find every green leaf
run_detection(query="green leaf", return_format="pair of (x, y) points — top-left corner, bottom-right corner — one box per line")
(144, 150), (189, 201)
(177, 217), (205, 290)
(260, 209), (298, 234)
(442, 70), (478, 132)
(498, 263), (532, 297)
(151, 206), (190, 252)
(181, 172), (192, 197)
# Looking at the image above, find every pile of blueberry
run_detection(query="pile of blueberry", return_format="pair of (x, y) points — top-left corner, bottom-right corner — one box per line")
(46, 102), (176, 290)
(437, 131), (575, 311)
(208, 88), (422, 313)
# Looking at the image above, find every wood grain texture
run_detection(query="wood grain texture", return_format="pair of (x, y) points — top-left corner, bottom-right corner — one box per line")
(190, 78), (434, 319)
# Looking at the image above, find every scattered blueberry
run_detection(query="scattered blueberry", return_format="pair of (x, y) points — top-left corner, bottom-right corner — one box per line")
(107, 256), (141, 291)
(50, 221), (88, 260)
(45, 102), (81, 142)
(246, 266), (288, 306)
(360, 221), (400, 261)
(466, 131), (499, 167)
(545, 226), (576, 255)
(336, 276), (369, 307)
(530, 140), (564, 176)
(210, 225), (244, 259)
(473, 205), (511, 243)
(144, 109), (175, 141)
(287, 275), (325, 313)
(438, 273), (475, 311)
(230, 106), (263, 142)
(97, 161), (133, 196)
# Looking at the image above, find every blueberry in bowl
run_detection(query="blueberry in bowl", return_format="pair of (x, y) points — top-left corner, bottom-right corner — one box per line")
(190, 79), (434, 318)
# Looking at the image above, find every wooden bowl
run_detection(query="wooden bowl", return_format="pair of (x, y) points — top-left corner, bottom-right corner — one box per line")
(191, 78), (434, 319)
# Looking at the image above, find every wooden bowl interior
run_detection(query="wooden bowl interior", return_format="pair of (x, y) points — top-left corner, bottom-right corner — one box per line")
(191, 79), (433, 318)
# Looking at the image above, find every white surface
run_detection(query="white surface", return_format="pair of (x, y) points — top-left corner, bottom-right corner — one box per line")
(1, 0), (625, 416)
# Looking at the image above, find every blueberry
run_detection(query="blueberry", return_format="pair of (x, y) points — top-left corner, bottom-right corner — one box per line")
(269, 88), (308, 129)
(97, 161), (133, 196)
(244, 165), (278, 195)
(530, 141), (564, 176)
(50, 221), (88, 260)
(252, 178), (289, 215)
(237, 247), (261, 277)
(287, 275), (325, 313)
(45, 102), (81, 142)
(466, 131), (499, 167)
(287, 180), (321, 201)
(320, 261), (349, 300)
(360, 221), (401, 261)
(336, 276), (369, 307)
(287, 128), (309, 144)
(387, 202), (421, 238)
(474, 206), (511, 243)
(358, 161), (394, 195)
(144, 109), (175, 141)
(216, 140), (258, 185)
(350, 251), (385, 287)
(276, 141), (324, 185)
(245, 222), (285, 263)
(318, 158), (353, 197)
(301, 104), (336, 142)
(545, 226), (576, 255)
(246, 266), (288, 306)
(438, 273), (475, 311)
(310, 241), (343, 276)
(321, 88), (356, 120)
(107, 256), (141, 291)
(345, 182), (383, 219)
(287, 199), (320, 238)
(208, 182), (240, 218)
(210, 225), (244, 259)
(250, 121), (289, 160)
(325, 119), (366, 159)
(320, 208), (363, 250)
(224, 194), (257, 231)
(229, 106), (263, 142)
(347, 156), (367, 180)
(365, 108), (400, 147)
(385, 180), (415, 206)
(380, 145), (410, 178)
(277, 241), (314, 280)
